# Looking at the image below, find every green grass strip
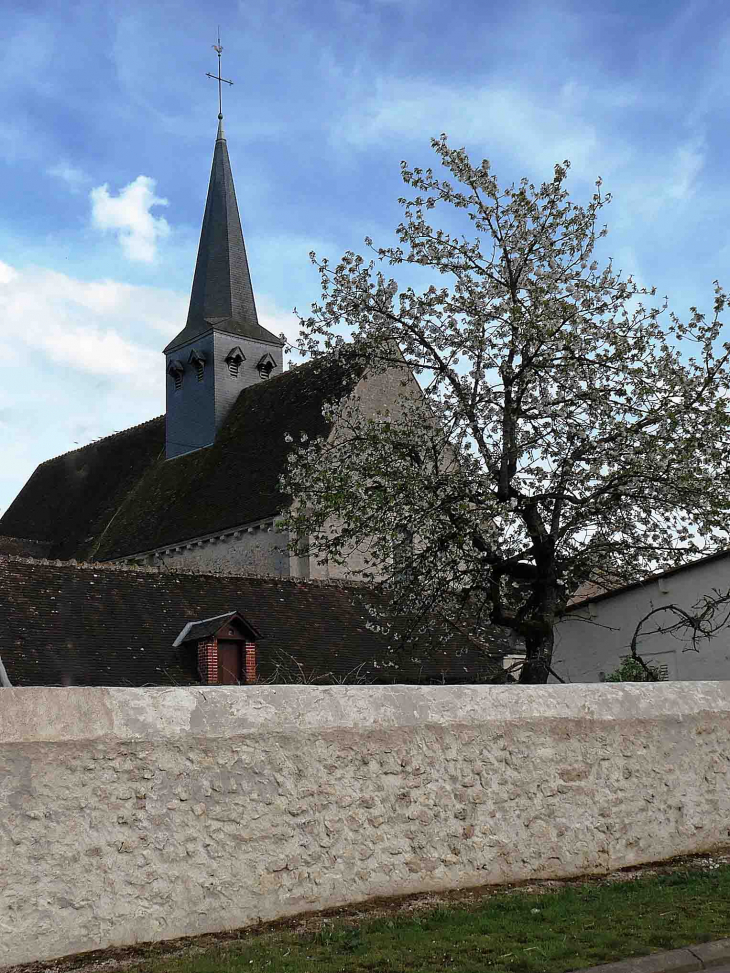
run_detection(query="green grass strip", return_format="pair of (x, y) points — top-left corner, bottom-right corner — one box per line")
(132, 865), (730, 973)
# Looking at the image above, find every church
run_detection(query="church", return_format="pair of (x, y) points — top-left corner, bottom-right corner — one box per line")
(0, 112), (407, 580)
(0, 90), (523, 688)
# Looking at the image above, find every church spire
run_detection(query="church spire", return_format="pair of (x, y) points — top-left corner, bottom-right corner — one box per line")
(164, 39), (282, 353)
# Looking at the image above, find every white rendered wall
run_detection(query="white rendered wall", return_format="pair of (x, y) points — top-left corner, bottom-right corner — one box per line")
(309, 362), (429, 583)
(2, 682), (730, 967)
(552, 556), (730, 682)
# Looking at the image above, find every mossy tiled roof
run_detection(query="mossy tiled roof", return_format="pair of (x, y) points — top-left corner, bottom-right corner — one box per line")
(0, 354), (361, 562)
(0, 557), (508, 687)
(0, 417), (166, 562)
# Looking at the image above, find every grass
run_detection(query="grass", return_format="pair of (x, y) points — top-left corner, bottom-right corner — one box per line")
(120, 862), (730, 973)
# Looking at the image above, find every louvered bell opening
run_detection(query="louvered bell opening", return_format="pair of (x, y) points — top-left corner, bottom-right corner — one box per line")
(168, 360), (184, 392)
(196, 361), (205, 383)
(225, 347), (245, 378)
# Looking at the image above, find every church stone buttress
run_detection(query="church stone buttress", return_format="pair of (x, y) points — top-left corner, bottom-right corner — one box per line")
(164, 116), (284, 460)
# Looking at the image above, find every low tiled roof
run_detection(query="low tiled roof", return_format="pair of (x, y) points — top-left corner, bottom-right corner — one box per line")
(0, 556), (508, 687)
(0, 535), (53, 557)
(565, 548), (730, 611)
(0, 352), (363, 562)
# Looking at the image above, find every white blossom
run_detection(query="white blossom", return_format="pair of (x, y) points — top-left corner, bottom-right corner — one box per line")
(280, 135), (730, 684)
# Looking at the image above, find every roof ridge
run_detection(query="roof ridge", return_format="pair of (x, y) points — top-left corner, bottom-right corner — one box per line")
(566, 547), (730, 611)
(35, 352), (361, 470)
(0, 553), (374, 588)
(36, 416), (165, 467)
(0, 534), (50, 546)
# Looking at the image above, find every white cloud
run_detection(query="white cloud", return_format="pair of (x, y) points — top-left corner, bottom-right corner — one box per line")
(0, 258), (188, 509)
(0, 258), (304, 389)
(48, 161), (90, 193)
(90, 175), (170, 263)
(610, 136), (706, 232)
(0, 260), (186, 393)
(336, 78), (619, 179)
(665, 137), (705, 200)
(257, 295), (303, 366)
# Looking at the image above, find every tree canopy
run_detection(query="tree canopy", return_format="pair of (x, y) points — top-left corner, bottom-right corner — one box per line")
(280, 135), (730, 684)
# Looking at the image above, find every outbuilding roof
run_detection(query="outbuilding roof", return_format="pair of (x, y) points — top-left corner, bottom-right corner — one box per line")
(0, 556), (508, 687)
(565, 549), (730, 611)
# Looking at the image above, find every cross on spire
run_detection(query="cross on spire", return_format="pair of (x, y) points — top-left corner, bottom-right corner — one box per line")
(206, 29), (233, 119)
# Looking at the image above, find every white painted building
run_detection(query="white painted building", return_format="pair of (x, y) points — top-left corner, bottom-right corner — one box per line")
(551, 551), (730, 682)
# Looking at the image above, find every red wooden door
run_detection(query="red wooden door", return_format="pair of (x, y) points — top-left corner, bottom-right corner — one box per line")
(217, 641), (242, 685)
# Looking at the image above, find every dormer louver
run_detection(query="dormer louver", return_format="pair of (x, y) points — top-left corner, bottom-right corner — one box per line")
(188, 348), (206, 382)
(224, 345), (246, 377)
(256, 352), (277, 379)
(167, 359), (184, 391)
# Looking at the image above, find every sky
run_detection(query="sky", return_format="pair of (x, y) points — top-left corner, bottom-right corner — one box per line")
(1, 0), (729, 514)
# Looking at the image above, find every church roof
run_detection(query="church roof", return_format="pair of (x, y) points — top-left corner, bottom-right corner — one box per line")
(0, 417), (166, 562)
(0, 353), (363, 562)
(164, 119), (282, 353)
(0, 556), (508, 687)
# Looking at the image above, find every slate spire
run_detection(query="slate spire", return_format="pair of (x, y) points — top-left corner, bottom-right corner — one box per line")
(164, 117), (282, 352)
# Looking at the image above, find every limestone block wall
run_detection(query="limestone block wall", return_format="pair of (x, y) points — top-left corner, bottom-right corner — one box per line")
(2, 683), (730, 969)
(133, 518), (291, 577)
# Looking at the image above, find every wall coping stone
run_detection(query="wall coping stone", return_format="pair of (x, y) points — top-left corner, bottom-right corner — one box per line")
(3, 681), (730, 744)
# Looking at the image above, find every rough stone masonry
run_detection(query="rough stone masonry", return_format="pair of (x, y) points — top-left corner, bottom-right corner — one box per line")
(1, 682), (730, 968)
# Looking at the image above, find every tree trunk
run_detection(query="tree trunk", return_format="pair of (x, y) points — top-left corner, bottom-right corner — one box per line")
(518, 626), (555, 684)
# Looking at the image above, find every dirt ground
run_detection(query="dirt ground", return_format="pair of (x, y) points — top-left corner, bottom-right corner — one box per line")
(8, 846), (730, 973)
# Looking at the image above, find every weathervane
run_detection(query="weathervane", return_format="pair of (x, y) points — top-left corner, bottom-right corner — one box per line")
(206, 28), (233, 119)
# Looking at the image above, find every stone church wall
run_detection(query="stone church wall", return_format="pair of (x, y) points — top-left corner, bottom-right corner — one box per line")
(308, 362), (427, 583)
(143, 518), (293, 577)
(3, 682), (730, 968)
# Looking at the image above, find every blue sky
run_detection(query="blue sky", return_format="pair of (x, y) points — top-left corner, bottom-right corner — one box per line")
(1, 0), (729, 513)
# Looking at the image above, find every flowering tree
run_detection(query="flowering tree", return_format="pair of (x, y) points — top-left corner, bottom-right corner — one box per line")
(280, 135), (730, 684)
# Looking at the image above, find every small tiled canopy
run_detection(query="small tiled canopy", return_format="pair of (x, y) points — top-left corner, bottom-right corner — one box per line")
(173, 610), (263, 646)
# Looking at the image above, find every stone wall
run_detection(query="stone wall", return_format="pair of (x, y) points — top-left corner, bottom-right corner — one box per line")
(2, 682), (730, 969)
(140, 518), (292, 577)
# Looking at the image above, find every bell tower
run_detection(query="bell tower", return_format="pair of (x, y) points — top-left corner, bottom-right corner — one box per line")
(164, 42), (284, 460)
